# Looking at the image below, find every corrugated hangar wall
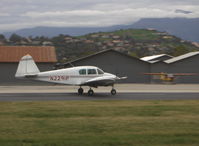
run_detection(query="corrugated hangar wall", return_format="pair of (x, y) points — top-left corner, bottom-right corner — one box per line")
(0, 46), (57, 85)
(64, 50), (151, 83)
(167, 55), (199, 83)
(1, 48), (199, 85)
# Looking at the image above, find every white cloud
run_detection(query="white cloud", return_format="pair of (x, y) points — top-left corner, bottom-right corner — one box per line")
(20, 7), (199, 26)
(0, 13), (9, 17)
(0, 0), (199, 32)
(22, 10), (106, 18)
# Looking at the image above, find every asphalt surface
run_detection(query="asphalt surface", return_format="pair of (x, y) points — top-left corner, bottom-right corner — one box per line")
(0, 92), (199, 101)
(1, 84), (199, 101)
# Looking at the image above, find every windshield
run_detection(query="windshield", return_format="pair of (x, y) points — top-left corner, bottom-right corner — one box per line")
(97, 68), (104, 74)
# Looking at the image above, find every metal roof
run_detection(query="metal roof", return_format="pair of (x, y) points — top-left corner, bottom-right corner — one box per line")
(0, 46), (57, 63)
(63, 49), (149, 66)
(165, 51), (199, 63)
(141, 54), (172, 61)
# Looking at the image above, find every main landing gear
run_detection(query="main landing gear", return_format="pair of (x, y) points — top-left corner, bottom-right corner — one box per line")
(78, 87), (84, 95)
(77, 87), (117, 96)
(88, 88), (94, 96)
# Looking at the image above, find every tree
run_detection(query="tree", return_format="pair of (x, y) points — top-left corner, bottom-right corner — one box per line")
(0, 34), (6, 41)
(9, 33), (22, 42)
(171, 45), (193, 56)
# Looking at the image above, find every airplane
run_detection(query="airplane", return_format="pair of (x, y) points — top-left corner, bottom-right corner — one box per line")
(143, 72), (198, 83)
(15, 54), (127, 96)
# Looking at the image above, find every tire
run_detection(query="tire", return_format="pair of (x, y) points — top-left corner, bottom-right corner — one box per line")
(111, 89), (116, 95)
(78, 88), (83, 95)
(88, 89), (94, 96)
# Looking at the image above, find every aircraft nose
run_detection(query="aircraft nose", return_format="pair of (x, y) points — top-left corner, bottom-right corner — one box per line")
(105, 72), (114, 76)
(105, 73), (117, 79)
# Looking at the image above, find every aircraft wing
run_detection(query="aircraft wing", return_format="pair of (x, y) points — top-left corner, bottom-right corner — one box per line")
(80, 76), (116, 87)
(173, 73), (198, 76)
(143, 73), (166, 75)
(143, 72), (198, 77)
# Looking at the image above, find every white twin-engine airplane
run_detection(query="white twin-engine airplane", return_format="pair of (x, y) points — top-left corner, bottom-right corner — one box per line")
(15, 55), (127, 96)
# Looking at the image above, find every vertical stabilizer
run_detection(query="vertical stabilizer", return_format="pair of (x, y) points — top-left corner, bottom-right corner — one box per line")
(15, 55), (40, 78)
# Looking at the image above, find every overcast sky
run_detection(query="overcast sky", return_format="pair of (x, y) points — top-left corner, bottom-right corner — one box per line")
(0, 0), (199, 32)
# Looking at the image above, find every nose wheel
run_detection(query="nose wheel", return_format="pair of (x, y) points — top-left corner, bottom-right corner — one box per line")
(111, 89), (116, 95)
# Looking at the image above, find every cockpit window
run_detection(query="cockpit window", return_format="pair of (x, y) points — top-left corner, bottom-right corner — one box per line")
(87, 69), (97, 75)
(79, 69), (86, 75)
(97, 68), (104, 74)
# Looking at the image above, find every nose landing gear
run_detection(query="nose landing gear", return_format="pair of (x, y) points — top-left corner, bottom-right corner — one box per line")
(110, 85), (116, 95)
(111, 89), (116, 95)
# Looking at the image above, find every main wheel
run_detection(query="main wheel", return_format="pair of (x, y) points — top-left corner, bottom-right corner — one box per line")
(78, 88), (84, 95)
(88, 89), (94, 96)
(111, 89), (116, 95)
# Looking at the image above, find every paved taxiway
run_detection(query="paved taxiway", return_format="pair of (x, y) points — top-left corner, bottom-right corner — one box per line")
(0, 84), (199, 101)
(0, 92), (199, 101)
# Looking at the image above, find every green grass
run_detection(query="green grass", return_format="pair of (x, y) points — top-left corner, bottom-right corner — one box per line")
(82, 29), (161, 41)
(113, 29), (160, 41)
(0, 100), (199, 146)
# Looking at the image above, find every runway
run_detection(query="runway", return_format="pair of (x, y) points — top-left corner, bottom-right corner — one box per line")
(1, 84), (199, 101)
(0, 92), (199, 101)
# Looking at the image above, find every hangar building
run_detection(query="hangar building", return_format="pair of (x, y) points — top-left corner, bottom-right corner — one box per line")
(142, 52), (199, 83)
(63, 49), (151, 83)
(0, 46), (57, 85)
(1, 46), (198, 84)
(165, 51), (199, 83)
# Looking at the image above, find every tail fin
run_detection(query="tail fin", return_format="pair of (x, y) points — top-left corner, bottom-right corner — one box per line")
(15, 55), (40, 78)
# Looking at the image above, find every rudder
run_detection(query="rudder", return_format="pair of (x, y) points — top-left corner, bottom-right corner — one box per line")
(15, 55), (40, 78)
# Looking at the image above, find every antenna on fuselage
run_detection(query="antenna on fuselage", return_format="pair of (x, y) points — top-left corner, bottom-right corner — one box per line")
(68, 62), (74, 67)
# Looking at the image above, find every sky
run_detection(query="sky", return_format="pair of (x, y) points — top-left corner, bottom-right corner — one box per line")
(0, 0), (199, 32)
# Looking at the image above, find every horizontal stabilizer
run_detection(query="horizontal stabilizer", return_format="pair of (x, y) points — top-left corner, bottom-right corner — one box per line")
(25, 74), (38, 78)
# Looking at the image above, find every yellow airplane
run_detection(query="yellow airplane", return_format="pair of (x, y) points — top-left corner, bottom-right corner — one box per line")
(144, 72), (198, 83)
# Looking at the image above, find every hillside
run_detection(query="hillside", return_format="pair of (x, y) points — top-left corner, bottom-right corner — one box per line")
(131, 18), (199, 42)
(1, 29), (198, 62)
(55, 29), (199, 61)
(3, 18), (199, 43)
